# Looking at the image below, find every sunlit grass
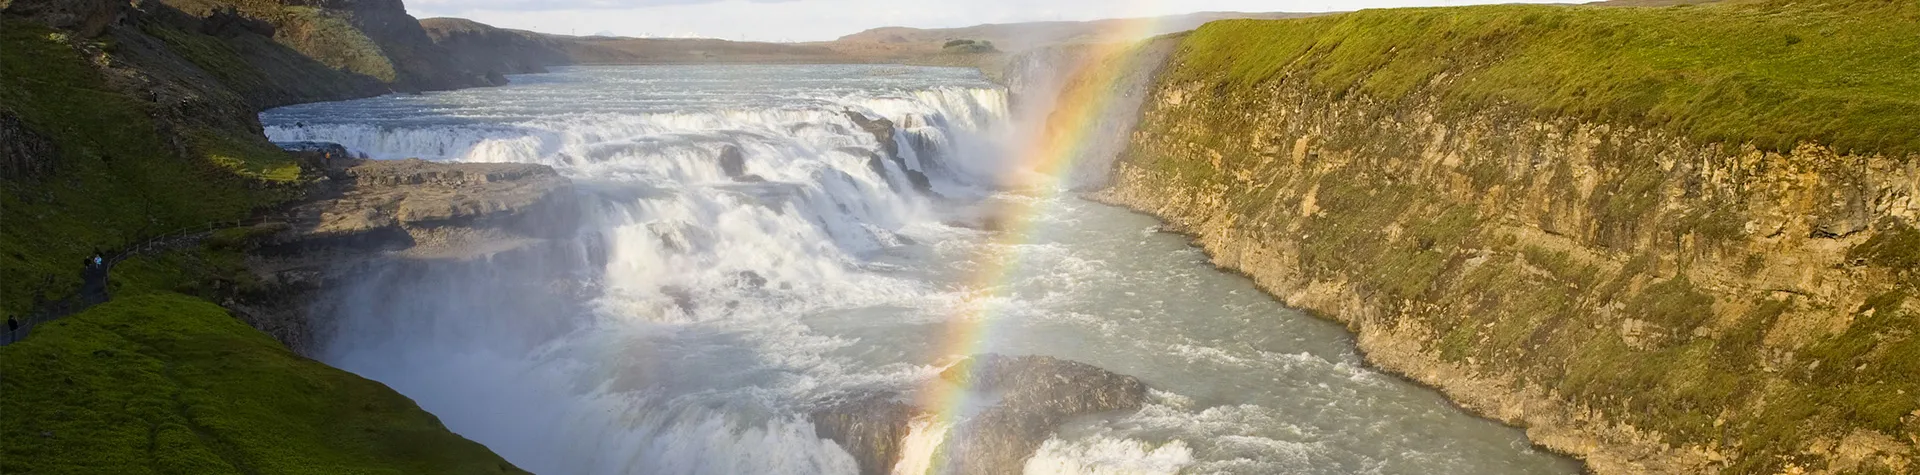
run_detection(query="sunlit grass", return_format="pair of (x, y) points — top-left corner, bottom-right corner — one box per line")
(1174, 0), (1920, 154)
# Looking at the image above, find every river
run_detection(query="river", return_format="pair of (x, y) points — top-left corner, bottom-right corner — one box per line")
(261, 64), (1580, 475)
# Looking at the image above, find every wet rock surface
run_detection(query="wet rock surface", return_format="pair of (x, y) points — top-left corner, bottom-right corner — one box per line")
(812, 394), (918, 475)
(844, 110), (934, 193)
(938, 354), (1149, 475)
(810, 354), (1148, 475)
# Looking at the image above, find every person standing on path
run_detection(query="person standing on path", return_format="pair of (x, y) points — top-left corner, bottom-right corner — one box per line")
(5, 315), (18, 345)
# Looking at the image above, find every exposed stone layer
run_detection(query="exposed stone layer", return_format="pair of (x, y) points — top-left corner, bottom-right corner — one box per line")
(272, 157), (578, 256)
(1094, 70), (1919, 474)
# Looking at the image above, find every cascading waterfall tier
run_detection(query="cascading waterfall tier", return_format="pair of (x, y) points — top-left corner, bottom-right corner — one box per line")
(265, 65), (1011, 475)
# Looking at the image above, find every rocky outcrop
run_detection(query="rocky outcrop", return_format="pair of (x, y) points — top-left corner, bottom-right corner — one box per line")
(0, 112), (58, 182)
(1, 0), (131, 36)
(228, 153), (580, 351)
(844, 111), (933, 193)
(811, 354), (1148, 475)
(937, 354), (1149, 475)
(270, 157), (578, 256)
(811, 394), (918, 475)
(1090, 18), (1920, 475)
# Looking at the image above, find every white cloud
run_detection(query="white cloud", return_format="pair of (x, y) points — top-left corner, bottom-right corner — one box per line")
(406, 0), (1589, 42)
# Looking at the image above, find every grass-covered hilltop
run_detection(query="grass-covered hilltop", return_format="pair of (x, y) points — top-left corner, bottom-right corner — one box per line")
(1091, 0), (1918, 473)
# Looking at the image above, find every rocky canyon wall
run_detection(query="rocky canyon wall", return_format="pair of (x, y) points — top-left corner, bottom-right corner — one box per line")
(1077, 2), (1920, 474)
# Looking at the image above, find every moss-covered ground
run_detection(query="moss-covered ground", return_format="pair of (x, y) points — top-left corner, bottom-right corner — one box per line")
(0, 20), (293, 316)
(3, 13), (525, 474)
(0, 293), (527, 475)
(1173, 0), (1920, 154)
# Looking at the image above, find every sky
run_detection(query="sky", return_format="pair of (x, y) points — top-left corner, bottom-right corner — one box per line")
(406, 0), (1595, 42)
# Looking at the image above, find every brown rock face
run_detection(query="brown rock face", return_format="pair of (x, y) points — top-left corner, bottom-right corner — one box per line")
(272, 157), (579, 257)
(812, 394), (918, 475)
(810, 354), (1149, 475)
(1093, 54), (1920, 474)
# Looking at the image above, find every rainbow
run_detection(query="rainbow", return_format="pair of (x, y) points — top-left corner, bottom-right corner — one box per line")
(903, 12), (1172, 473)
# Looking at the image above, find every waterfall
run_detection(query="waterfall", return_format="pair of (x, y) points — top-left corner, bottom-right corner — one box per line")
(263, 66), (1011, 475)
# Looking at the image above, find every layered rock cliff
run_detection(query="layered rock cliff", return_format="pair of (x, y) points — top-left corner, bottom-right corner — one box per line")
(1076, 1), (1919, 473)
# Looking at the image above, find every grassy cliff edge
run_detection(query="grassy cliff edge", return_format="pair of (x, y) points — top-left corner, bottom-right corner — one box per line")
(1095, 0), (1918, 473)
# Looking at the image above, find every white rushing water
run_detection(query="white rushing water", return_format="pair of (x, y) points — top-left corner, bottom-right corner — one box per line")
(262, 65), (1580, 475)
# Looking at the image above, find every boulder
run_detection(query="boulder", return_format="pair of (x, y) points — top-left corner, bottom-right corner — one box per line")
(811, 393), (918, 475)
(718, 144), (748, 179)
(936, 354), (1148, 475)
(809, 354), (1148, 475)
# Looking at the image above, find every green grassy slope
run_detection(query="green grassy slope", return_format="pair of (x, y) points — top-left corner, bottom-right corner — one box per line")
(1173, 0), (1920, 154)
(0, 293), (527, 475)
(0, 20), (290, 316)
(2, 7), (527, 473)
(159, 0), (484, 92)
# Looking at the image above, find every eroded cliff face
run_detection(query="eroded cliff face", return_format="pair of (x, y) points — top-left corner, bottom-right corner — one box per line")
(1091, 64), (1919, 473)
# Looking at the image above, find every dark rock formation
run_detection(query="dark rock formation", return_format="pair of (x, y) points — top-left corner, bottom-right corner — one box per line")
(0, 112), (58, 182)
(843, 111), (933, 193)
(718, 144), (748, 179)
(199, 6), (274, 38)
(938, 354), (1148, 475)
(810, 354), (1148, 475)
(1, 0), (130, 37)
(812, 394), (918, 475)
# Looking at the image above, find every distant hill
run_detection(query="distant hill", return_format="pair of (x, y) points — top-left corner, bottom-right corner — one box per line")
(562, 36), (851, 64)
(826, 11), (1316, 58)
(419, 17), (572, 77)
(413, 11), (1314, 80)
